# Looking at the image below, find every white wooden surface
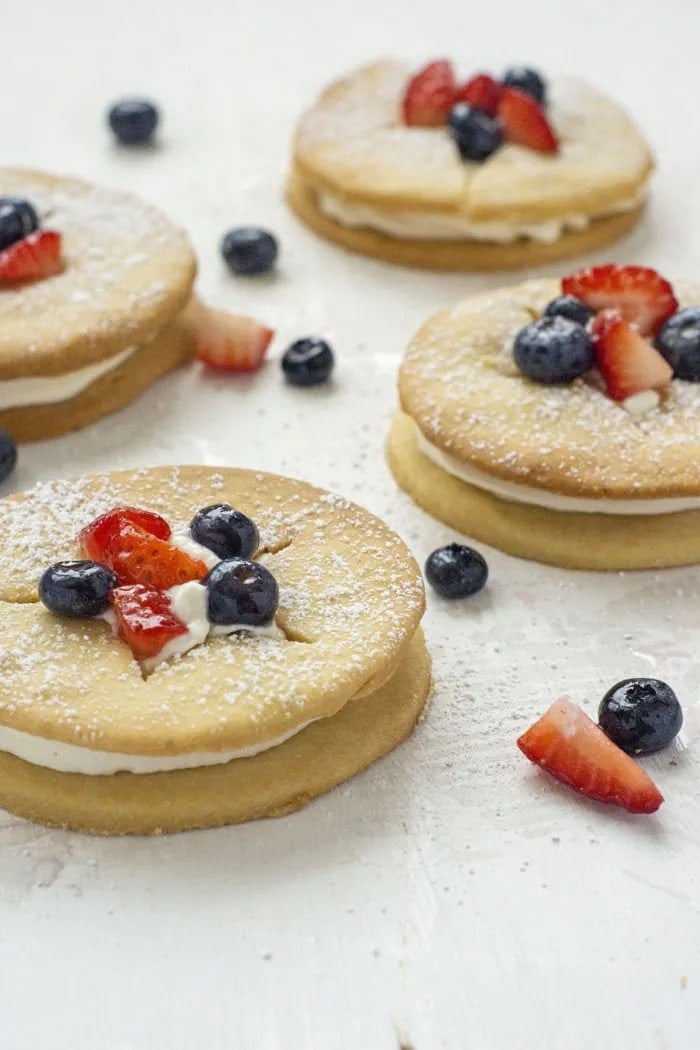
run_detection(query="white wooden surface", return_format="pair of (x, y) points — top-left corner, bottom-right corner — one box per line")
(2, 1), (700, 1047)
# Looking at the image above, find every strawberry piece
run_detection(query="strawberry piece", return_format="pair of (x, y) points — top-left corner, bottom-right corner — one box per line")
(196, 306), (274, 373)
(517, 697), (663, 814)
(402, 60), (457, 127)
(80, 507), (171, 563)
(0, 230), (63, 284)
(107, 522), (208, 590)
(562, 265), (678, 337)
(497, 87), (558, 153)
(592, 311), (673, 401)
(454, 73), (502, 117)
(110, 583), (188, 663)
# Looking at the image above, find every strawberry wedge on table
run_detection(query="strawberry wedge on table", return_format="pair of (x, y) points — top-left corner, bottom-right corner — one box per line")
(195, 305), (275, 373)
(517, 697), (664, 814)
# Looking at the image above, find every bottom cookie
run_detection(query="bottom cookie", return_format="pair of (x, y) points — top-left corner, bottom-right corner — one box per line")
(0, 628), (431, 835)
(387, 413), (700, 571)
(286, 170), (644, 272)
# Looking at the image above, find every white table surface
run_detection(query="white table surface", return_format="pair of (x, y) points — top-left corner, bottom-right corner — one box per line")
(3, 1), (700, 1047)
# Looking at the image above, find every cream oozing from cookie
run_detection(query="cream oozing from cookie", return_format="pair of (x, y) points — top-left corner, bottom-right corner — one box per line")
(0, 346), (136, 410)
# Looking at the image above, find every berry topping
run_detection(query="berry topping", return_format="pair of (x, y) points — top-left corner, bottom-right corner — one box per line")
(656, 307), (700, 380)
(0, 197), (39, 252)
(454, 74), (502, 117)
(221, 227), (278, 276)
(0, 430), (17, 484)
(502, 66), (546, 105)
(591, 311), (673, 401)
(39, 560), (117, 619)
(425, 543), (488, 599)
(543, 295), (594, 327)
(281, 337), (335, 386)
(204, 558), (279, 627)
(190, 503), (259, 561)
(107, 99), (159, 145)
(80, 507), (171, 562)
(562, 265), (678, 337)
(514, 316), (594, 384)
(599, 679), (683, 755)
(195, 306), (274, 373)
(517, 697), (664, 814)
(0, 230), (63, 285)
(111, 584), (188, 663)
(497, 88), (558, 153)
(448, 104), (502, 162)
(402, 60), (457, 127)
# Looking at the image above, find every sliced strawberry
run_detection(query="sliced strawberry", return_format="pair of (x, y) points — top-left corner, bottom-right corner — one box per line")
(497, 87), (558, 153)
(402, 60), (457, 127)
(196, 306), (274, 373)
(454, 73), (502, 117)
(80, 506), (171, 563)
(107, 522), (208, 590)
(562, 265), (678, 337)
(517, 697), (663, 814)
(592, 311), (673, 401)
(0, 230), (64, 284)
(111, 583), (188, 663)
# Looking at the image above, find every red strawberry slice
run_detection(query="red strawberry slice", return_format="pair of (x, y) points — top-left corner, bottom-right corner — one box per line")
(111, 583), (188, 663)
(0, 230), (64, 284)
(592, 310), (673, 401)
(80, 506), (171, 563)
(454, 73), (502, 117)
(517, 697), (663, 814)
(196, 306), (274, 373)
(402, 60), (457, 127)
(107, 522), (208, 590)
(562, 265), (678, 337)
(497, 87), (558, 153)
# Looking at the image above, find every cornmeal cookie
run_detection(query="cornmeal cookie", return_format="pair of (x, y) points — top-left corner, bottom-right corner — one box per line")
(288, 60), (652, 270)
(0, 466), (429, 834)
(389, 266), (700, 570)
(0, 168), (197, 441)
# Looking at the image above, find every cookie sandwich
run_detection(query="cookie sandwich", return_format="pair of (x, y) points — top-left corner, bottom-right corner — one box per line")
(288, 60), (652, 270)
(388, 265), (700, 569)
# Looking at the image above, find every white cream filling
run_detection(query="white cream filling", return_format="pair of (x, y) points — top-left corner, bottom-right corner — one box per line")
(318, 189), (646, 245)
(0, 346), (136, 410)
(414, 423), (700, 516)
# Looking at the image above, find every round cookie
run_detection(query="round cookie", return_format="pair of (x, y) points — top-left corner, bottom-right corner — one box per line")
(390, 278), (700, 571)
(0, 466), (429, 833)
(288, 61), (652, 270)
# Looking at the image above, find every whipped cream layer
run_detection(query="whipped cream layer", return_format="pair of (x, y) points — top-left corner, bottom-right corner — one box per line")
(0, 346), (136, 411)
(318, 189), (645, 245)
(415, 423), (700, 515)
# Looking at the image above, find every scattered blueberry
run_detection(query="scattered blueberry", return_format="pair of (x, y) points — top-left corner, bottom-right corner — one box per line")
(425, 543), (488, 599)
(204, 558), (279, 627)
(543, 295), (594, 328)
(514, 316), (594, 384)
(0, 198), (39, 252)
(282, 338), (334, 386)
(448, 104), (502, 162)
(107, 99), (159, 145)
(502, 67), (546, 104)
(599, 678), (683, 754)
(190, 503), (259, 561)
(0, 430), (17, 484)
(656, 307), (700, 381)
(221, 227), (278, 276)
(39, 560), (117, 618)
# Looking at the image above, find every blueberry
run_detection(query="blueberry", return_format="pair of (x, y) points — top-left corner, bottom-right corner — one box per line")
(39, 560), (117, 618)
(448, 104), (502, 162)
(599, 678), (683, 754)
(190, 503), (259, 560)
(425, 543), (488, 599)
(543, 295), (594, 328)
(221, 227), (278, 276)
(107, 99), (159, 145)
(282, 338), (334, 386)
(502, 67), (546, 104)
(0, 430), (17, 484)
(514, 316), (594, 384)
(656, 307), (700, 381)
(204, 558), (278, 627)
(0, 197), (39, 252)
